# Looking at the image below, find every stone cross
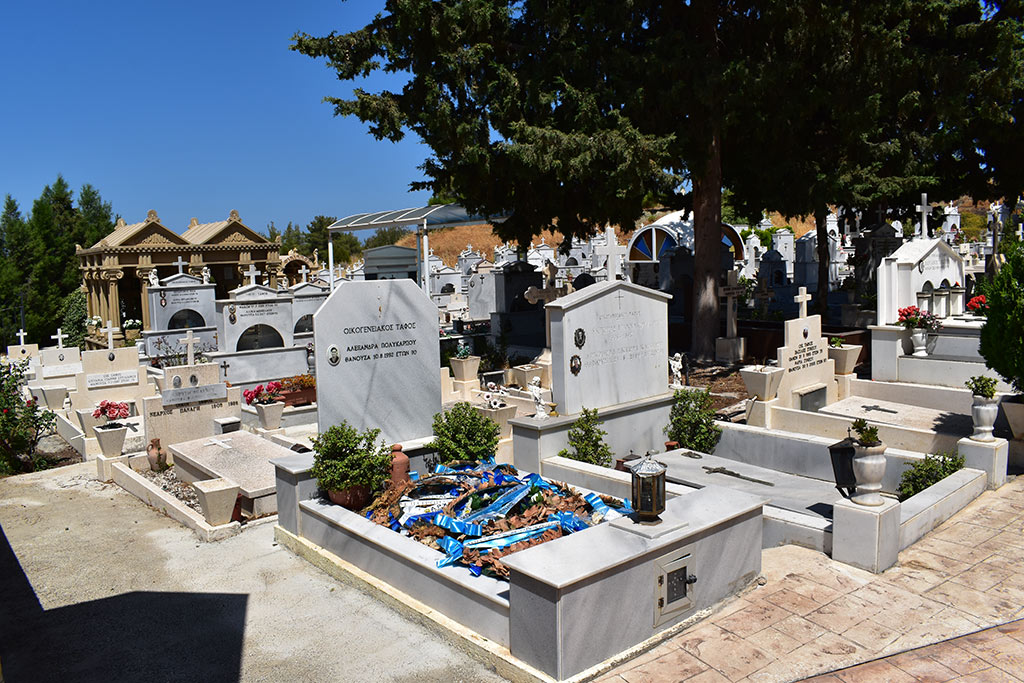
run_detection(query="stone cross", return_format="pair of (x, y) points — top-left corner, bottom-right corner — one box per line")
(243, 264), (261, 286)
(178, 329), (198, 366)
(524, 261), (560, 305)
(172, 256), (188, 275)
(719, 270), (746, 339)
(16, 329), (26, 345)
(100, 321), (119, 350)
(594, 224), (628, 280)
(203, 437), (233, 449)
(298, 264), (310, 284)
(51, 328), (68, 349)
(794, 287), (812, 319)
(916, 192), (932, 239)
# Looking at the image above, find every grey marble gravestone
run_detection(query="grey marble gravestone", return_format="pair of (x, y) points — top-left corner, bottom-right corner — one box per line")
(547, 280), (671, 416)
(147, 273), (217, 331)
(314, 279), (441, 445)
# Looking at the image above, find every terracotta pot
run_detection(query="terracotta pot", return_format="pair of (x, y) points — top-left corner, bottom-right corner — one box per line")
(328, 485), (372, 510)
(970, 395), (999, 442)
(281, 388), (315, 407)
(665, 441), (680, 452)
(828, 345), (862, 376)
(94, 424), (128, 457)
(615, 454), (641, 472)
(450, 356), (481, 381)
(852, 443), (887, 506)
(910, 329), (928, 357)
(390, 444), (410, 486)
(255, 401), (285, 430)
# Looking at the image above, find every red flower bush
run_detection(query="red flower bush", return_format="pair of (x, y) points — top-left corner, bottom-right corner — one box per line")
(243, 381), (282, 405)
(92, 399), (130, 423)
(967, 295), (987, 314)
(897, 305), (942, 331)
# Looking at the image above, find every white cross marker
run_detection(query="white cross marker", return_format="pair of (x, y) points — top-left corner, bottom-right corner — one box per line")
(16, 329), (26, 345)
(794, 287), (812, 319)
(204, 437), (233, 449)
(916, 192), (932, 239)
(100, 321), (119, 350)
(171, 256), (189, 275)
(243, 264), (261, 286)
(178, 329), (198, 366)
(51, 328), (68, 349)
(298, 265), (310, 284)
(719, 270), (746, 339)
(594, 224), (628, 281)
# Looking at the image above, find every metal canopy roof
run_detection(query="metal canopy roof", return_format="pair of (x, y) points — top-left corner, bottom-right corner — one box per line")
(327, 203), (505, 232)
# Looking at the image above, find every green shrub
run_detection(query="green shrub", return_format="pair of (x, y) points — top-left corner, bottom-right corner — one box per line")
(665, 388), (721, 453)
(557, 407), (613, 467)
(979, 241), (1024, 393)
(311, 422), (392, 493)
(965, 375), (998, 399)
(898, 451), (965, 501)
(0, 361), (56, 475)
(430, 402), (500, 463)
(851, 418), (881, 446)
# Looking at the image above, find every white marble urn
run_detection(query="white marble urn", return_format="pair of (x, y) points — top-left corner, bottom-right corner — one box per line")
(910, 329), (928, 357)
(970, 396), (1000, 442)
(852, 443), (887, 506)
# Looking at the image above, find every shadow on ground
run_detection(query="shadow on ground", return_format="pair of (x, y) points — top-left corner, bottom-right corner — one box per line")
(0, 524), (247, 683)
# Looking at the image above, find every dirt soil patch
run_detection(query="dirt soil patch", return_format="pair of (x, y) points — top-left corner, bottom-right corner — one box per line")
(139, 466), (202, 513)
(680, 363), (750, 414)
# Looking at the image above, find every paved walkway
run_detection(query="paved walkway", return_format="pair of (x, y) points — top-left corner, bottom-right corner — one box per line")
(600, 475), (1024, 682)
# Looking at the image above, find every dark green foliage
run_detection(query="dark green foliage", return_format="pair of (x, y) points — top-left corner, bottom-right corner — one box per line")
(363, 226), (411, 250)
(664, 388), (721, 454)
(979, 241), (1024, 393)
(57, 289), (88, 350)
(557, 407), (613, 467)
(430, 402), (500, 463)
(311, 422), (392, 493)
(0, 361), (56, 475)
(965, 375), (998, 399)
(851, 418), (881, 446)
(898, 451), (965, 501)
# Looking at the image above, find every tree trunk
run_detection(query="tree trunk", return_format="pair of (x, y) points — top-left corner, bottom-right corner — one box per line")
(691, 128), (723, 359)
(815, 206), (829, 316)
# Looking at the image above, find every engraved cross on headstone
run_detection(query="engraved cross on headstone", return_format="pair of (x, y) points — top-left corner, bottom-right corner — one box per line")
(794, 287), (812, 319)
(298, 264), (310, 284)
(594, 224), (628, 281)
(172, 256), (188, 275)
(16, 329), (26, 345)
(178, 329), (198, 366)
(916, 193), (932, 239)
(243, 264), (261, 287)
(51, 328), (68, 349)
(719, 270), (746, 339)
(100, 321), (119, 350)
(204, 437), (233, 449)
(219, 359), (230, 379)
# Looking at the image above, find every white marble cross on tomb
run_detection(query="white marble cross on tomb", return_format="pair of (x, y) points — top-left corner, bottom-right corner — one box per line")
(51, 328), (68, 349)
(794, 287), (812, 319)
(243, 264), (261, 287)
(298, 264), (310, 284)
(916, 193), (932, 239)
(172, 256), (189, 275)
(16, 328), (26, 345)
(100, 321), (119, 350)
(204, 437), (233, 449)
(719, 271), (746, 339)
(594, 224), (628, 280)
(178, 329), (198, 366)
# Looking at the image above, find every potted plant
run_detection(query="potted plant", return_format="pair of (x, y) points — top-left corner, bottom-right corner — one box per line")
(92, 399), (131, 457)
(311, 421), (392, 510)
(739, 361), (785, 401)
(850, 418), (886, 506)
(123, 318), (142, 341)
(280, 374), (316, 407)
(827, 337), (863, 376)
(897, 305), (941, 357)
(965, 375), (999, 442)
(449, 340), (481, 382)
(87, 315), (102, 336)
(243, 381), (284, 430)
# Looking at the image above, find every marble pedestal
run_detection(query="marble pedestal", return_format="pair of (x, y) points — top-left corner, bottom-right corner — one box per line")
(832, 496), (900, 573)
(958, 436), (1008, 489)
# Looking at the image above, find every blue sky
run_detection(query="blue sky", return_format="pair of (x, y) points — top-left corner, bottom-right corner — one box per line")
(0, 0), (432, 236)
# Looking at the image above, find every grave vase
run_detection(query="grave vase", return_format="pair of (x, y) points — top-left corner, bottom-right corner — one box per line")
(255, 401), (285, 430)
(827, 345), (862, 376)
(910, 329), (928, 357)
(124, 329), (140, 342)
(1002, 399), (1024, 440)
(970, 395), (999, 442)
(852, 443), (887, 506)
(915, 291), (932, 313)
(932, 291), (949, 319)
(949, 287), (966, 316)
(94, 423), (128, 457)
(450, 356), (481, 382)
(739, 366), (785, 401)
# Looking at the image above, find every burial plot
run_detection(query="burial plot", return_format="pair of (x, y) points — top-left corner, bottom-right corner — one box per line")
(142, 267), (217, 358)
(37, 329), (82, 383)
(216, 267), (295, 352)
(715, 270), (747, 362)
(546, 280), (671, 415)
(6, 328), (39, 365)
(314, 279), (440, 445)
(876, 237), (965, 326)
(289, 275), (329, 339)
(771, 288), (837, 411)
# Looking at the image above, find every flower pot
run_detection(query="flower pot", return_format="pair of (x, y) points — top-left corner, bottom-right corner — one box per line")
(328, 485), (372, 510)
(740, 366), (785, 401)
(665, 440), (680, 452)
(852, 443), (887, 506)
(255, 401), (285, 430)
(192, 478), (240, 526)
(1003, 399), (1024, 440)
(970, 395), (1000, 442)
(125, 329), (140, 341)
(615, 453), (641, 472)
(94, 424), (128, 457)
(828, 345), (862, 376)
(40, 386), (69, 411)
(281, 388), (315, 407)
(910, 329), (928, 357)
(450, 356), (481, 382)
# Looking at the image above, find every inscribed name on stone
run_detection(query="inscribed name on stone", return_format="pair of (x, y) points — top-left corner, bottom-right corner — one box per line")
(86, 369), (140, 389)
(772, 314), (837, 410)
(314, 279), (440, 445)
(217, 285), (295, 352)
(547, 281), (671, 415)
(69, 347), (156, 412)
(142, 363), (240, 444)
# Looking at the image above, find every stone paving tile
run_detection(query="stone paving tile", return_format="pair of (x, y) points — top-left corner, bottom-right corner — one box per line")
(913, 535), (997, 564)
(771, 614), (828, 645)
(839, 617), (901, 650)
(675, 623), (773, 681)
(617, 646), (706, 682)
(763, 588), (821, 617)
(774, 574), (843, 605)
(925, 579), (1021, 622)
(771, 632), (862, 681)
(804, 594), (879, 634)
(948, 560), (1015, 592)
(714, 600), (794, 638)
(886, 650), (960, 681)
(928, 520), (1000, 547)
(832, 659), (917, 682)
(922, 640), (992, 675)
(686, 670), (730, 683)
(957, 668), (1024, 682)
(743, 626), (803, 659)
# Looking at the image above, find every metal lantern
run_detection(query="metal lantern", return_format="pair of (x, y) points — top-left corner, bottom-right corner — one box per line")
(630, 452), (667, 522)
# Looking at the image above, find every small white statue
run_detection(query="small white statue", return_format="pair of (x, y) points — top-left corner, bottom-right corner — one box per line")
(148, 269), (160, 287)
(669, 352), (683, 386)
(201, 266), (211, 284)
(529, 376), (548, 420)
